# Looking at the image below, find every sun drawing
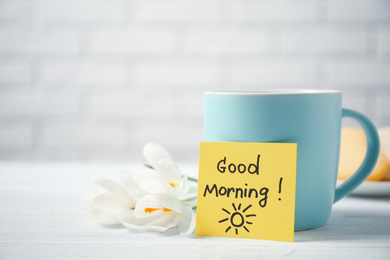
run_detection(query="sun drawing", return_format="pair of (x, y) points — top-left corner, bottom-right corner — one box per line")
(219, 203), (256, 235)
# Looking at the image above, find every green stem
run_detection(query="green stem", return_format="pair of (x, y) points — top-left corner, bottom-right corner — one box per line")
(187, 176), (198, 182)
(144, 164), (154, 169)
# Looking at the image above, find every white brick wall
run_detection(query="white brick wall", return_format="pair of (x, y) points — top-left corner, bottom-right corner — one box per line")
(223, 0), (320, 22)
(228, 60), (320, 87)
(378, 29), (390, 54)
(0, 30), (81, 53)
(0, 123), (32, 146)
(35, 1), (124, 22)
(0, 60), (31, 84)
(184, 29), (269, 55)
(135, 59), (219, 86)
(86, 92), (174, 117)
(280, 27), (370, 54)
(135, 0), (220, 22)
(327, 0), (390, 21)
(0, 0), (389, 162)
(0, 92), (80, 117)
(89, 29), (177, 55)
(329, 61), (390, 86)
(40, 60), (126, 85)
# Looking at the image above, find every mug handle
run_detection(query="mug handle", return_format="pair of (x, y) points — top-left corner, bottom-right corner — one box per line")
(334, 108), (380, 203)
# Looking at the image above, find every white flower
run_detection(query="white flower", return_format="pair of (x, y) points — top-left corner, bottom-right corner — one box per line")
(83, 173), (141, 225)
(141, 143), (190, 197)
(118, 193), (196, 235)
(84, 143), (197, 236)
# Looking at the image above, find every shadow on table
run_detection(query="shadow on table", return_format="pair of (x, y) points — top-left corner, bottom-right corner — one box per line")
(295, 197), (390, 243)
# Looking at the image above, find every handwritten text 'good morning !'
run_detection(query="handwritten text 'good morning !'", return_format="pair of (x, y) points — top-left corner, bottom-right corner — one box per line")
(202, 155), (271, 208)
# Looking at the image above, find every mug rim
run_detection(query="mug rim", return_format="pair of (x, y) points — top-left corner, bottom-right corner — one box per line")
(204, 89), (341, 95)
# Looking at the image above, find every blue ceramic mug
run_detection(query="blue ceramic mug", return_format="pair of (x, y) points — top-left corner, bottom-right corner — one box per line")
(204, 90), (380, 231)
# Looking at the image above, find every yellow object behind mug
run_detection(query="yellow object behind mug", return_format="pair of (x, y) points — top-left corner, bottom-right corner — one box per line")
(338, 128), (390, 182)
(378, 128), (390, 181)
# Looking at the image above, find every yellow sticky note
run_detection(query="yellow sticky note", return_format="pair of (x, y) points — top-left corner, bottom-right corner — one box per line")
(195, 142), (297, 242)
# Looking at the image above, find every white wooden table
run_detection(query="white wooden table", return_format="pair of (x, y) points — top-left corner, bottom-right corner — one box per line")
(0, 162), (389, 260)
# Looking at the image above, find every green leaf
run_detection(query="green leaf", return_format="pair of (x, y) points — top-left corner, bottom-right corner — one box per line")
(144, 164), (154, 169)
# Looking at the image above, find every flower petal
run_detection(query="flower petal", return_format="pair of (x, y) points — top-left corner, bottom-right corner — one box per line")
(118, 211), (180, 232)
(175, 176), (190, 197)
(93, 178), (129, 197)
(118, 211), (154, 231)
(177, 206), (196, 235)
(143, 143), (173, 169)
(138, 176), (175, 195)
(92, 193), (135, 214)
(91, 208), (121, 225)
(155, 193), (183, 214)
(134, 194), (165, 218)
(83, 191), (101, 205)
(118, 172), (139, 191)
(134, 170), (159, 187)
(155, 158), (182, 184)
(118, 172), (148, 200)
